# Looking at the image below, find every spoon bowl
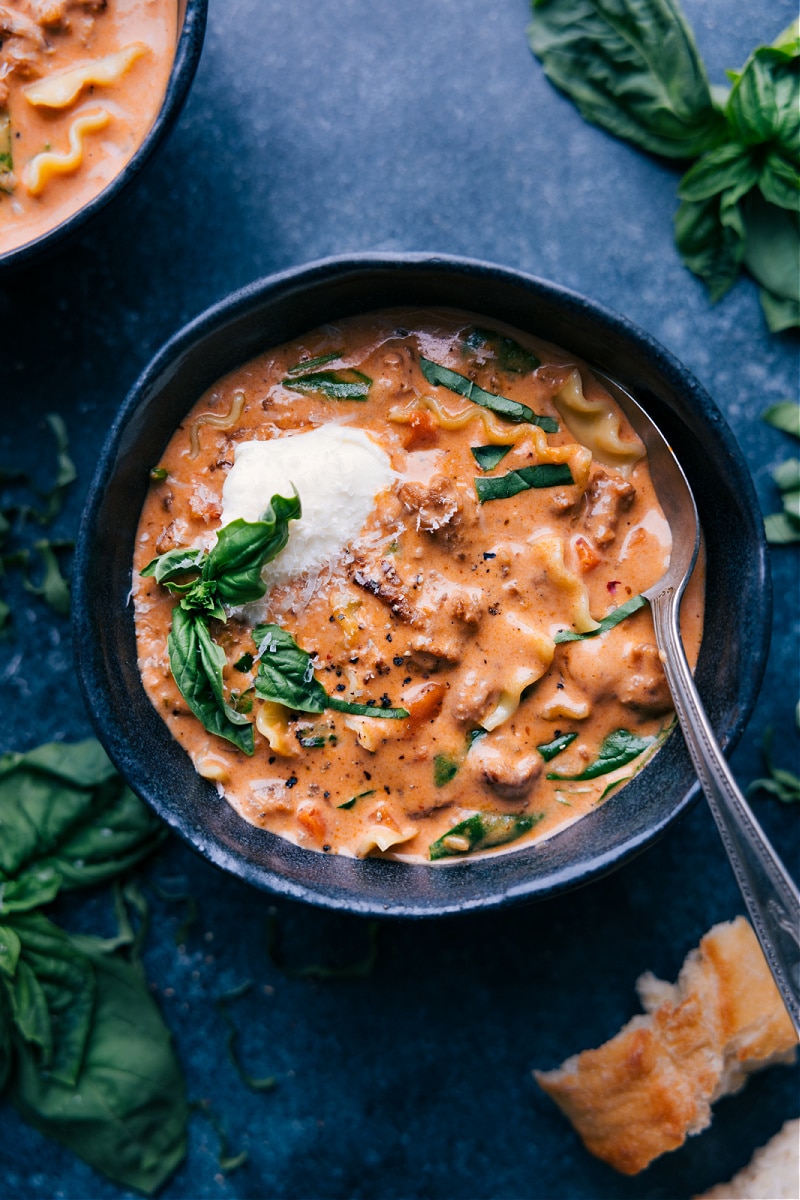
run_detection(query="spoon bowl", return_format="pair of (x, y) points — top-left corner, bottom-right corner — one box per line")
(602, 373), (800, 1036)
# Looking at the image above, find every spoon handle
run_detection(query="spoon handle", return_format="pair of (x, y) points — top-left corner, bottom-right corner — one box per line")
(651, 588), (800, 1038)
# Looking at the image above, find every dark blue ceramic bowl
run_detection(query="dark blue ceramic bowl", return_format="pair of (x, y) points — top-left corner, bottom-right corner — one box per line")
(73, 254), (771, 917)
(1, 0), (207, 272)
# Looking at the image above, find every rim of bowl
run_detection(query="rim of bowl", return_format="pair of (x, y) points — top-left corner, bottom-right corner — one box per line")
(0, 0), (208, 273)
(73, 253), (772, 917)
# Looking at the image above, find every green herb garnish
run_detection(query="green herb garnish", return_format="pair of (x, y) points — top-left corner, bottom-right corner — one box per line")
(149, 466), (169, 482)
(528, 5), (800, 332)
(547, 728), (656, 780)
(429, 812), (543, 860)
(0, 740), (186, 1194)
(747, 727), (800, 803)
(0, 109), (14, 192)
(433, 754), (460, 787)
(763, 402), (800, 543)
(254, 623), (408, 719)
(337, 789), (376, 810)
(282, 369), (372, 400)
(287, 350), (344, 373)
(553, 593), (648, 643)
(471, 444), (514, 470)
(142, 492), (301, 753)
(537, 731), (578, 761)
(463, 327), (541, 374)
(420, 356), (558, 430)
(475, 462), (574, 502)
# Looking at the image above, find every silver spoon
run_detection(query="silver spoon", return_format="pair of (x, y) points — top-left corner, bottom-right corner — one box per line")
(599, 372), (800, 1037)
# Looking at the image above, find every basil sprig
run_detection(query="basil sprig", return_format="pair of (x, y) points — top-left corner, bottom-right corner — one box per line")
(553, 593), (648, 643)
(142, 493), (301, 753)
(420, 356), (558, 431)
(253, 624), (408, 719)
(547, 728), (656, 780)
(0, 741), (186, 1194)
(763, 402), (800, 544)
(475, 462), (574, 503)
(529, 5), (800, 331)
(429, 812), (543, 860)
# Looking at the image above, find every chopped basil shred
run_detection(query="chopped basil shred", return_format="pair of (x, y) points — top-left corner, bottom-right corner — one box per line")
(547, 729), (656, 781)
(554, 593), (648, 643)
(338, 789), (376, 810)
(419, 355), (558, 430)
(475, 463), (574, 503)
(433, 754), (460, 787)
(471, 444), (513, 470)
(463, 327), (541, 374)
(429, 812), (543, 860)
(282, 369), (372, 400)
(537, 732), (578, 761)
(287, 351), (344, 374)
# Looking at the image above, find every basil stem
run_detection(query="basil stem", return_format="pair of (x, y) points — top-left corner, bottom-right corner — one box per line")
(420, 356), (558, 430)
(547, 729), (656, 781)
(254, 624), (408, 719)
(471, 444), (513, 470)
(475, 463), (573, 503)
(282, 369), (371, 401)
(429, 812), (542, 860)
(553, 593), (648, 643)
(536, 732), (578, 761)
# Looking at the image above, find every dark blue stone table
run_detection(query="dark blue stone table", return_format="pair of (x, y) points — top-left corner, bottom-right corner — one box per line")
(1, 2), (797, 1197)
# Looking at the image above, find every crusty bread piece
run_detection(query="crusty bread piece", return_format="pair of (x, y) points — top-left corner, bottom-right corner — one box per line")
(534, 917), (797, 1175)
(694, 1118), (800, 1199)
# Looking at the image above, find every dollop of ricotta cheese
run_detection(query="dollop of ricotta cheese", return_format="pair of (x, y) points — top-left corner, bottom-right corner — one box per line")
(220, 425), (396, 588)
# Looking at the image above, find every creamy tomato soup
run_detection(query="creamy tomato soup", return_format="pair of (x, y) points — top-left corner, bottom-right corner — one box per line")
(133, 310), (704, 863)
(0, 0), (176, 253)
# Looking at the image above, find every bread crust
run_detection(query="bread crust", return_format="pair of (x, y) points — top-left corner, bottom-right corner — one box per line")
(534, 917), (797, 1175)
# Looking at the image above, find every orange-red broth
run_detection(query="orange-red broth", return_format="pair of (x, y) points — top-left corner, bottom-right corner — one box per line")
(133, 310), (704, 863)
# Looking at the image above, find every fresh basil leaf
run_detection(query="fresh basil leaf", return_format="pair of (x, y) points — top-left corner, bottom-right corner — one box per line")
(0, 867), (62, 914)
(527, 0), (724, 159)
(773, 458), (800, 492)
(554, 593), (648, 643)
(0, 924), (21, 978)
(205, 491), (301, 606)
(140, 546), (206, 586)
(282, 369), (371, 400)
(475, 462), (574, 503)
(234, 652), (254, 672)
(169, 608), (254, 754)
(742, 191), (800, 322)
(759, 289), (800, 334)
(429, 812), (542, 860)
(253, 623), (329, 713)
(463, 328), (541, 373)
(547, 728), (656, 780)
(9, 959), (52, 1058)
(433, 754), (459, 787)
(254, 624), (408, 719)
(727, 42), (800, 156)
(11, 941), (188, 1195)
(0, 741), (163, 891)
(471, 444), (513, 470)
(537, 732), (578, 761)
(676, 142), (759, 204)
(759, 151), (800, 214)
(763, 402), (800, 439)
(8, 913), (95, 1086)
(420, 355), (557, 429)
(674, 191), (746, 301)
(747, 727), (800, 803)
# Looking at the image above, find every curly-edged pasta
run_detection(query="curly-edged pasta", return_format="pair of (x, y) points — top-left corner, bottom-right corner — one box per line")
(555, 370), (645, 475)
(24, 108), (111, 197)
(23, 43), (149, 109)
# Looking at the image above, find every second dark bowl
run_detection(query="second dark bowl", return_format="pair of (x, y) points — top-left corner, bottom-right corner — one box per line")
(73, 254), (770, 917)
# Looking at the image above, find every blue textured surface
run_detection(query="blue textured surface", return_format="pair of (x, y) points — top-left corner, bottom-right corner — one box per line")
(0, 1), (798, 1197)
